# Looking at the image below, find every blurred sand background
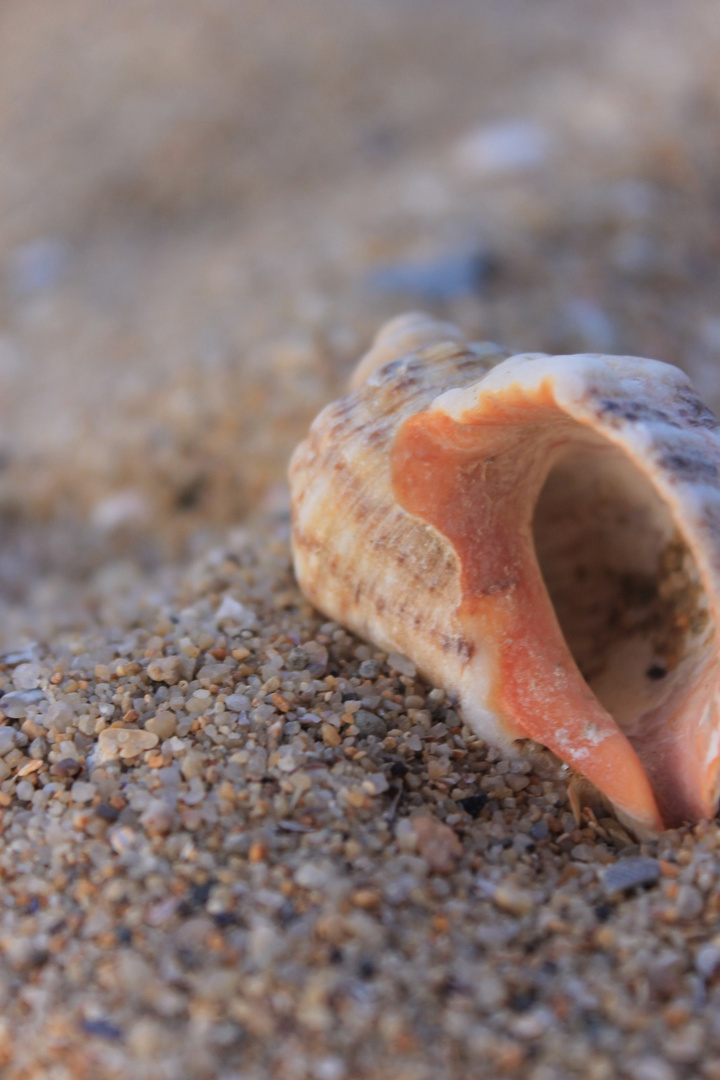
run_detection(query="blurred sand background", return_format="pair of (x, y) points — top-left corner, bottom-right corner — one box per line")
(2, 0), (720, 637)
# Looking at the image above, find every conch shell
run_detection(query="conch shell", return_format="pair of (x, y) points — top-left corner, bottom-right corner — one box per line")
(290, 314), (720, 832)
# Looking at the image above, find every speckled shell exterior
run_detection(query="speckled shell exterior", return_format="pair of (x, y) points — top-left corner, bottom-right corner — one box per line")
(291, 337), (511, 743)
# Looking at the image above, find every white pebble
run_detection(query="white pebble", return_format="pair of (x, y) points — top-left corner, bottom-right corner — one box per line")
(43, 702), (73, 731)
(225, 694), (250, 712)
(387, 652), (416, 678)
(362, 773), (389, 796)
(12, 662), (43, 690)
(626, 1056), (676, 1080)
(454, 119), (554, 176)
(295, 860), (336, 890)
(215, 596), (257, 628)
(313, 1058), (346, 1080)
(0, 728), (19, 756)
(248, 924), (284, 968)
(696, 943), (720, 980)
(71, 781), (97, 804)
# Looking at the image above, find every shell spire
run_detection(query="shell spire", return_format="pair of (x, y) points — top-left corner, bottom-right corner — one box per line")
(290, 314), (720, 832)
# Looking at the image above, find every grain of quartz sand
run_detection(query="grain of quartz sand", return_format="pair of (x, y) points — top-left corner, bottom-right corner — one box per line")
(0, 522), (718, 1080)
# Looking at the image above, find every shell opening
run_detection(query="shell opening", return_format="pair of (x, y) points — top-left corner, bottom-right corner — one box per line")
(533, 440), (718, 824)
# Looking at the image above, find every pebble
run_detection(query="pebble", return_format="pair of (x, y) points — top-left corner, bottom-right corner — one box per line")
(52, 757), (82, 778)
(362, 772), (389, 796)
(248, 924), (284, 968)
(321, 723), (341, 747)
(286, 647), (309, 670)
(493, 884), (534, 917)
(675, 884), (704, 921)
(225, 693), (251, 712)
(97, 726), (159, 761)
(29, 736), (47, 759)
(180, 751), (204, 780)
(409, 814), (463, 875)
(303, 641), (328, 676)
(529, 820), (549, 840)
(353, 709), (387, 739)
(12, 662), (43, 690)
(295, 860), (336, 890)
(127, 1018), (168, 1059)
(91, 489), (149, 531)
(0, 689), (45, 718)
(601, 857), (661, 896)
(81, 1018), (124, 1041)
(367, 249), (495, 302)
(215, 595), (257, 628)
(43, 701), (73, 731)
(11, 237), (70, 295)
(454, 119), (554, 176)
(140, 799), (174, 836)
(626, 1057), (676, 1080)
(560, 298), (616, 352)
(458, 794), (488, 818)
(0, 728), (20, 756)
(387, 653), (417, 678)
(0, 644), (40, 666)
(145, 711), (178, 740)
(312, 1057), (347, 1080)
(695, 943), (720, 980)
(146, 656), (184, 685)
(70, 781), (96, 804)
(474, 973), (508, 1011)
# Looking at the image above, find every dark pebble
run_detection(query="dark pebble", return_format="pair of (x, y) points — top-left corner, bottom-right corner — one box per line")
(509, 989), (536, 1013)
(212, 911), (239, 928)
(190, 881), (213, 907)
(81, 1018), (124, 1041)
(602, 856), (661, 896)
(529, 820), (549, 841)
(354, 709), (388, 739)
(458, 794), (489, 818)
(51, 758), (82, 778)
(286, 647), (309, 671)
(366, 249), (498, 302)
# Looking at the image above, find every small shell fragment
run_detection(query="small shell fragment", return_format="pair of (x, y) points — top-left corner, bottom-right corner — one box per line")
(290, 313), (720, 831)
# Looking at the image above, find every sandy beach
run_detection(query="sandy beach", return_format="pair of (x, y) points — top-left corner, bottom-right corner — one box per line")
(2, 2), (720, 1076)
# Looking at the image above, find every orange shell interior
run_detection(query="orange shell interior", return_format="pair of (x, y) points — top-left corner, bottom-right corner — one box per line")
(392, 381), (719, 830)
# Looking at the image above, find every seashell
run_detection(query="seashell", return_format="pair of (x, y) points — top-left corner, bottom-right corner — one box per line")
(289, 313), (720, 832)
